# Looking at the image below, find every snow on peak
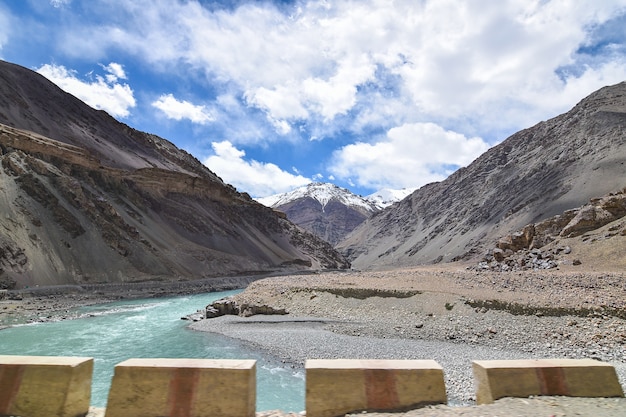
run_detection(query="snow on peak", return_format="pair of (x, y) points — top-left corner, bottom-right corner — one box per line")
(365, 187), (416, 208)
(257, 182), (379, 212)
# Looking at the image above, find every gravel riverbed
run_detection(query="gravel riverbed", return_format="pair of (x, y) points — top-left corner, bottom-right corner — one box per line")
(190, 266), (626, 416)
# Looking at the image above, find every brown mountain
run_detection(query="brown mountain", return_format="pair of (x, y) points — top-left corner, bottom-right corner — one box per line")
(337, 81), (626, 269)
(258, 183), (381, 246)
(0, 60), (349, 289)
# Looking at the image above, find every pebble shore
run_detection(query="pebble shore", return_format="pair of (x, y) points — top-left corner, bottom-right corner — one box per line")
(191, 266), (626, 416)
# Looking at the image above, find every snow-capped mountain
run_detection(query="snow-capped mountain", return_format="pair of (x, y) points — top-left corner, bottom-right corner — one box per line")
(259, 183), (380, 211)
(257, 183), (381, 246)
(365, 187), (416, 208)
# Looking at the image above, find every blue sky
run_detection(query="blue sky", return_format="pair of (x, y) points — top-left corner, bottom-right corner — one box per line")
(1, 1), (626, 198)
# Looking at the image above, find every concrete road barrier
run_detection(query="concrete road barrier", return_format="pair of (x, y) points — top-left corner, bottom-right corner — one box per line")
(473, 358), (624, 404)
(0, 354), (93, 417)
(104, 358), (256, 417)
(4, 355), (624, 416)
(305, 359), (447, 417)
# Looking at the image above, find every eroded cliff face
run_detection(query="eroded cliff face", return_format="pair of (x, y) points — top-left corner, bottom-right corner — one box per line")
(338, 81), (626, 269)
(0, 61), (348, 289)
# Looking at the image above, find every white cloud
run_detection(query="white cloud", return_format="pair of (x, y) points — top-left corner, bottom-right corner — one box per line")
(245, 83), (308, 120)
(102, 62), (126, 80)
(50, 0), (72, 8)
(36, 63), (135, 118)
(66, 0), (626, 138)
(204, 141), (310, 197)
(39, 0), (626, 191)
(152, 94), (215, 125)
(205, 0), (626, 130)
(329, 123), (490, 190)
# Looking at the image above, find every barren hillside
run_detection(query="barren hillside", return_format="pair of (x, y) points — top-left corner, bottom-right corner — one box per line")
(0, 61), (349, 289)
(338, 81), (626, 269)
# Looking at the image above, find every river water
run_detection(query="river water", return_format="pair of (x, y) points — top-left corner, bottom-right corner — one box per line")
(0, 291), (305, 412)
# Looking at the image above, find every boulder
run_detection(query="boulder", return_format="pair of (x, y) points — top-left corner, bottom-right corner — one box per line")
(492, 248), (505, 262)
(476, 189), (626, 272)
(204, 297), (288, 318)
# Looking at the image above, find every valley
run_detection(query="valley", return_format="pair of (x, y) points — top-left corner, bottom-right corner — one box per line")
(1, 58), (626, 415)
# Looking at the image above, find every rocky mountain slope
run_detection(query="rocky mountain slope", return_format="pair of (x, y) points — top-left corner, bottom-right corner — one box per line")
(258, 183), (380, 246)
(338, 81), (626, 269)
(473, 187), (626, 272)
(0, 60), (348, 289)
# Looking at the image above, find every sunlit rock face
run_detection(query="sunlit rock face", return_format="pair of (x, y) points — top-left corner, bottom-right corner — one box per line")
(0, 60), (349, 289)
(338, 81), (626, 269)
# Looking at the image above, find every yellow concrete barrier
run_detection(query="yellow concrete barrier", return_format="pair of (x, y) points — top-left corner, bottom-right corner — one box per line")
(104, 358), (256, 417)
(473, 358), (625, 404)
(305, 359), (447, 417)
(0, 354), (93, 417)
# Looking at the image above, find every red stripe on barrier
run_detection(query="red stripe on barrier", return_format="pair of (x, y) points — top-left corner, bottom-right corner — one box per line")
(536, 367), (569, 396)
(0, 364), (24, 413)
(167, 368), (200, 417)
(364, 369), (399, 410)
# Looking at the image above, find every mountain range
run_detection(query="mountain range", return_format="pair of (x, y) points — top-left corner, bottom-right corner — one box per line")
(0, 60), (349, 289)
(258, 183), (383, 246)
(338, 81), (626, 269)
(2, 58), (626, 288)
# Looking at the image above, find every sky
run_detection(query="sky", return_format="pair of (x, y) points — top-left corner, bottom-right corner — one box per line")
(1, 1), (626, 198)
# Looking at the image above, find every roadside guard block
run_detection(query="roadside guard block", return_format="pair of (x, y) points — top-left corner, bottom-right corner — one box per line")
(473, 358), (625, 404)
(104, 358), (256, 417)
(305, 359), (447, 417)
(0, 354), (93, 417)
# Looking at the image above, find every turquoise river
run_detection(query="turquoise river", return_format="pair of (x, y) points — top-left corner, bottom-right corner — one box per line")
(0, 290), (305, 412)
